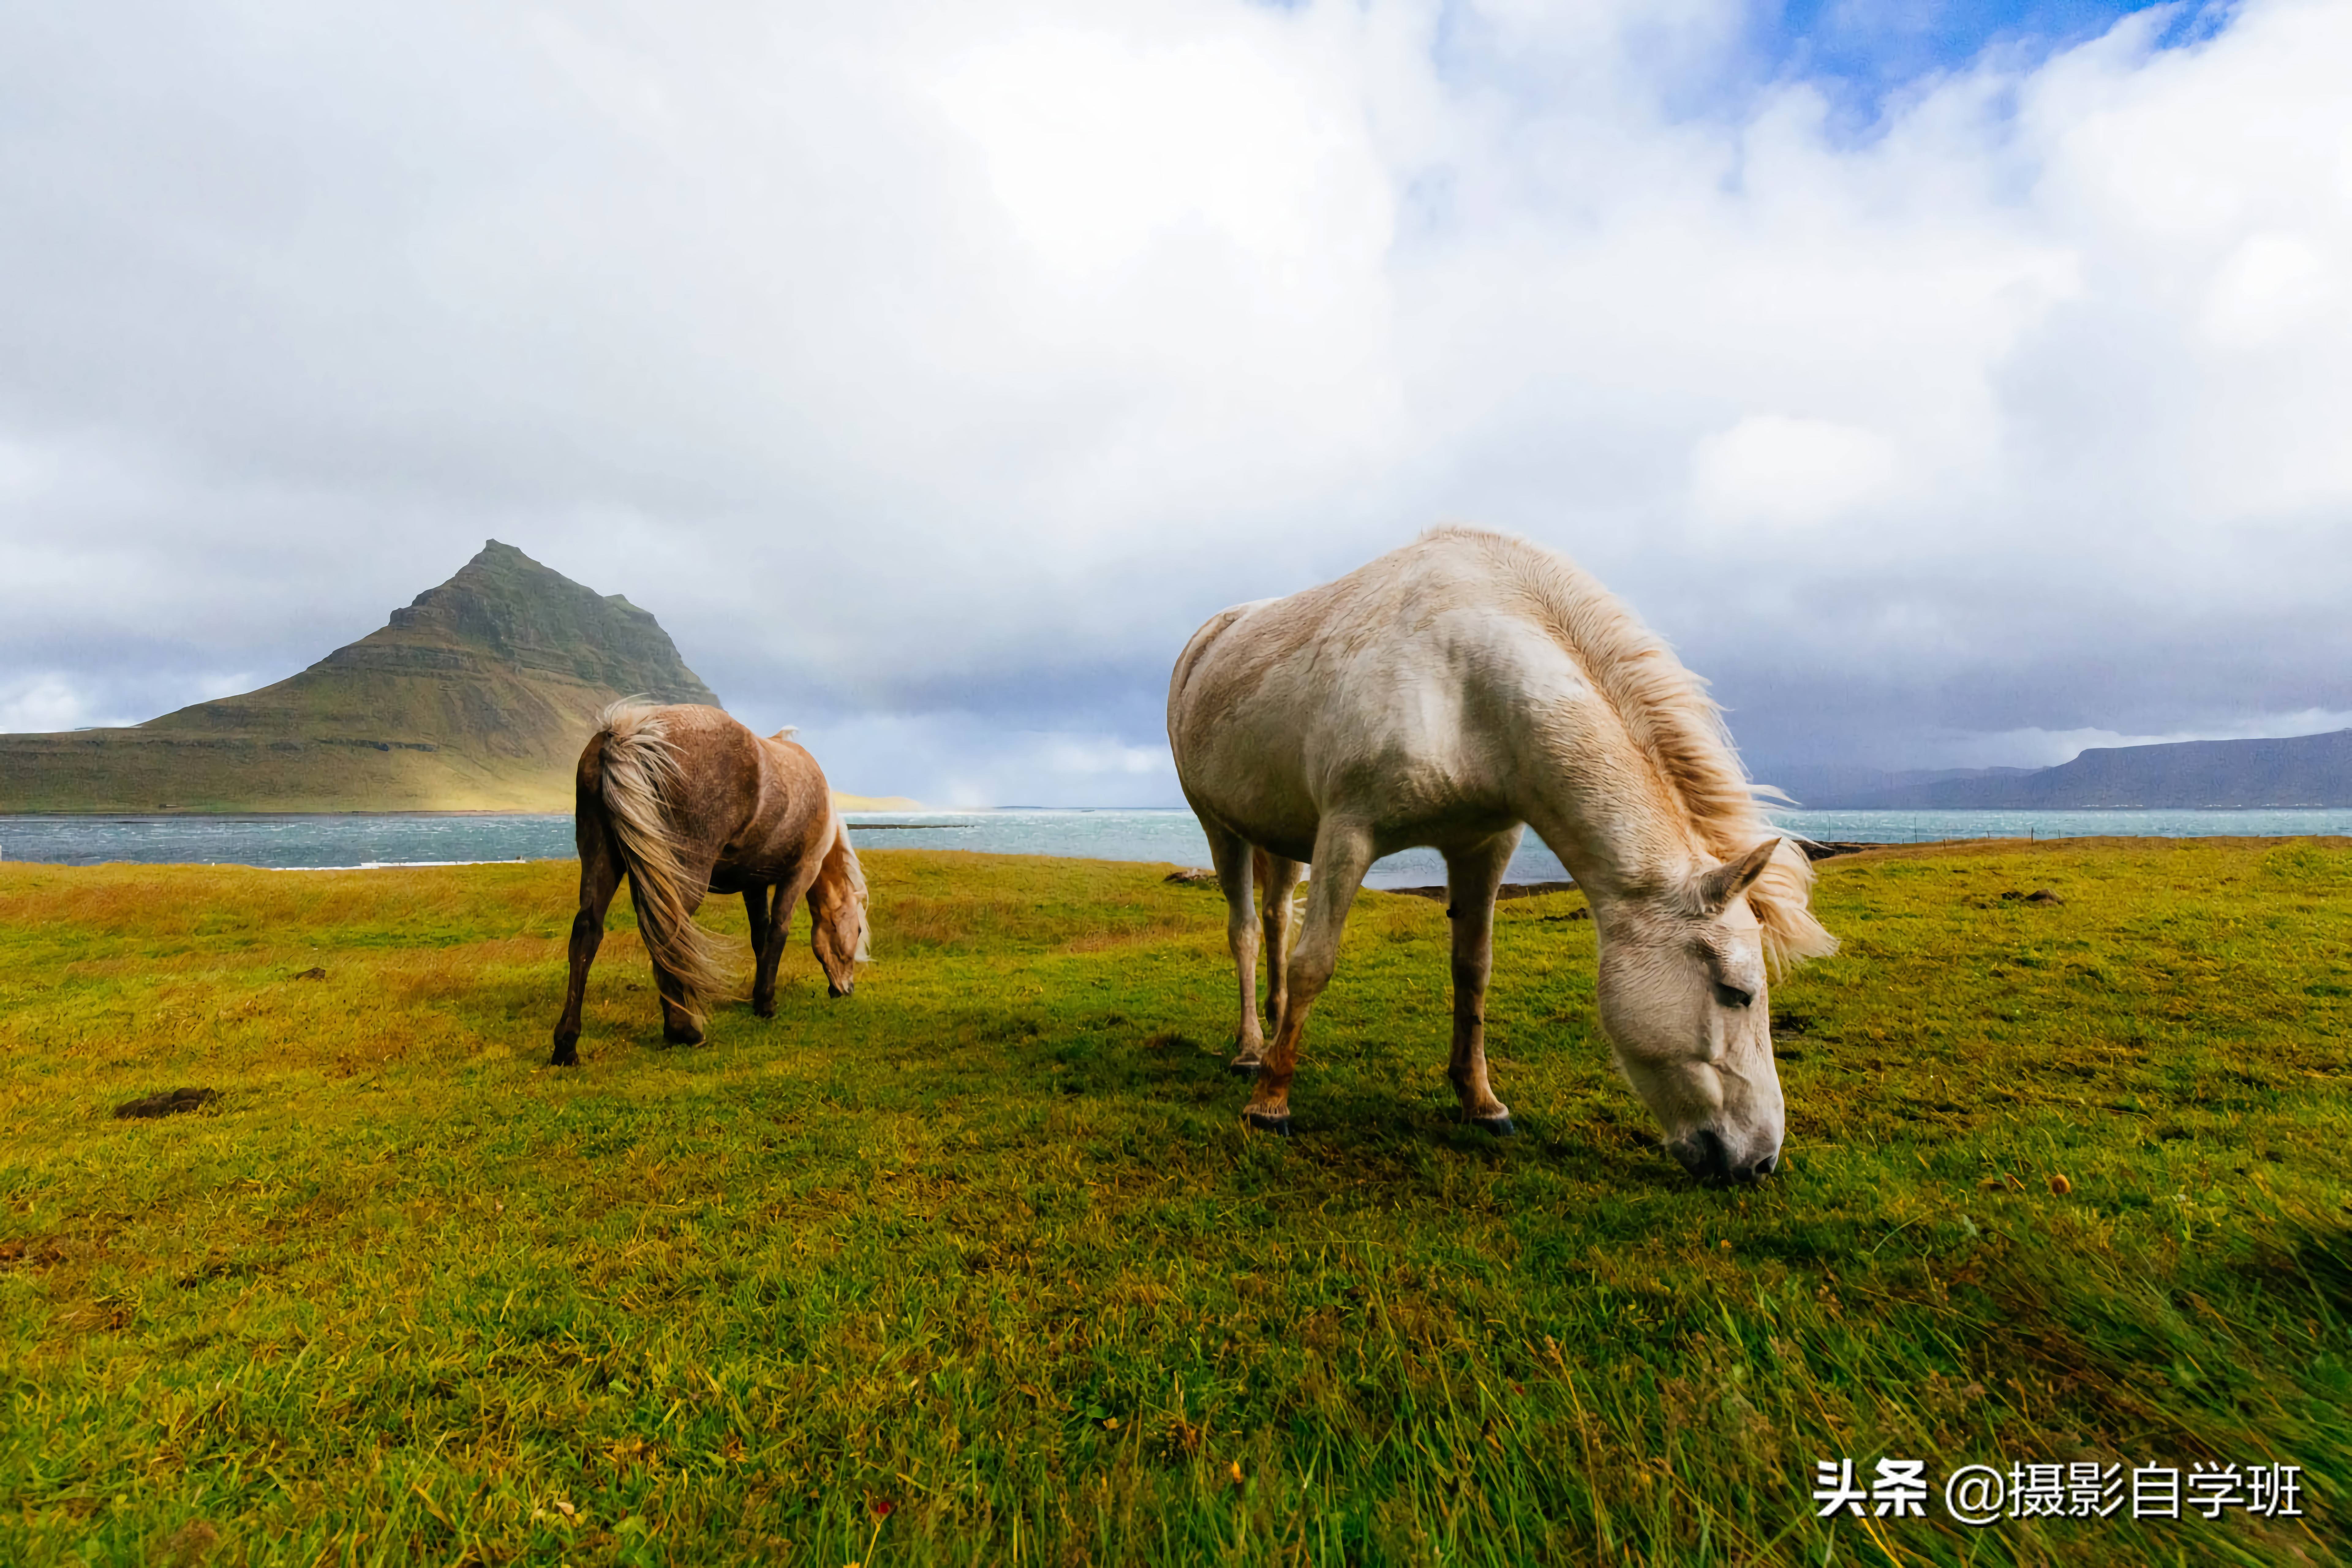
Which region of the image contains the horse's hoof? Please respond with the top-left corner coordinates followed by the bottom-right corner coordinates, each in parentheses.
top-left (1473, 1114), bottom-right (1517, 1137)
top-left (1228, 1058), bottom-right (1265, 1078)
top-left (1243, 1111), bottom-right (1293, 1137)
top-left (663, 1026), bottom-right (706, 1047)
top-left (549, 1046), bottom-right (579, 1068)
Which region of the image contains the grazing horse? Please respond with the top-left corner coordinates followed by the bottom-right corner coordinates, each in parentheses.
top-left (550, 702), bottom-right (869, 1065)
top-left (1167, 526), bottom-right (1836, 1182)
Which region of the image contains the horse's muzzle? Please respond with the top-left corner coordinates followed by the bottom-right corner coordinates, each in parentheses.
top-left (1670, 1127), bottom-right (1780, 1185)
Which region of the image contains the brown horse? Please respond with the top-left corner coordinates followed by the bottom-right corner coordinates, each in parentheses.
top-left (550, 702), bottom-right (869, 1065)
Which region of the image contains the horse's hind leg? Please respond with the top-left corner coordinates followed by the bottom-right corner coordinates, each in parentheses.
top-left (1442, 829), bottom-right (1523, 1135)
top-left (642, 858), bottom-right (721, 1045)
top-left (1200, 820), bottom-right (1264, 1071)
top-left (650, 945), bottom-right (706, 1046)
top-left (1244, 820), bottom-right (1374, 1135)
top-left (552, 817), bottom-right (624, 1066)
top-left (1257, 851), bottom-right (1306, 1031)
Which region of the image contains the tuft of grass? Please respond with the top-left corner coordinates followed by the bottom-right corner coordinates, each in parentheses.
top-left (0, 839), bottom-right (2346, 1565)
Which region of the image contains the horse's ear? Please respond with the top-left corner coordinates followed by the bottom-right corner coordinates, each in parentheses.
top-left (1698, 839), bottom-right (1780, 913)
top-left (770, 726), bottom-right (798, 741)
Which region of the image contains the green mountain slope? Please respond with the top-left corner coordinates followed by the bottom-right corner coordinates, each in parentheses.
top-left (0, 542), bottom-right (720, 813)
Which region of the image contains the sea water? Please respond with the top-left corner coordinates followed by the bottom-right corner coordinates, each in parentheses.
top-left (4, 807), bottom-right (2349, 890)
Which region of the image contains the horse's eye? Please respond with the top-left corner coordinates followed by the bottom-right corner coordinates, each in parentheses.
top-left (1712, 982), bottom-right (1753, 1010)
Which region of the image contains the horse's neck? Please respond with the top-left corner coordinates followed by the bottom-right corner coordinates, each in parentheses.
top-left (1521, 701), bottom-right (1698, 907)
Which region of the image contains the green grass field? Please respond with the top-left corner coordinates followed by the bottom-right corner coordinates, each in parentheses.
top-left (2, 839), bottom-right (2346, 1566)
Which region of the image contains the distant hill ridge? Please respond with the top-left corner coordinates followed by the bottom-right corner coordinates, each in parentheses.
top-left (1812, 729), bottom-right (2352, 810)
top-left (0, 542), bottom-right (723, 813)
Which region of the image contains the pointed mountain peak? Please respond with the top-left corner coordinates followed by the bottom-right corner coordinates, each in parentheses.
top-left (370, 544), bottom-right (720, 707)
top-left (2, 542), bottom-right (724, 811)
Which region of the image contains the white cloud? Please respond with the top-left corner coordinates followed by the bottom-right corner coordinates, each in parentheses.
top-left (1, 0), bottom-right (2348, 796)
top-left (2201, 231), bottom-right (2339, 349)
top-left (0, 675), bottom-right (116, 734)
top-left (936, 27), bottom-right (1371, 281)
top-left (795, 710), bottom-right (1174, 809)
top-left (1691, 415), bottom-right (1900, 529)
top-left (0, 668), bottom-right (258, 735)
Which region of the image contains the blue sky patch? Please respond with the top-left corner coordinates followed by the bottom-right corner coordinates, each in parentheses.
top-left (1752, 0), bottom-right (2230, 130)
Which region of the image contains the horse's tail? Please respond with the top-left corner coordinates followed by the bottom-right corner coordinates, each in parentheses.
top-left (594, 701), bottom-right (736, 1012)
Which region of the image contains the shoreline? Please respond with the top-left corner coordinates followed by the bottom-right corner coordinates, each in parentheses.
top-left (9, 801), bottom-right (2352, 819)
top-left (9, 834), bottom-right (2345, 877)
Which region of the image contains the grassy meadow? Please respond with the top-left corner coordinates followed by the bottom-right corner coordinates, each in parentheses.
top-left (1, 839), bottom-right (2347, 1566)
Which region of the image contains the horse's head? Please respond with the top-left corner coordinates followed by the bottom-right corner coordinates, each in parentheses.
top-left (1596, 838), bottom-right (1790, 1185)
top-left (809, 820), bottom-right (871, 997)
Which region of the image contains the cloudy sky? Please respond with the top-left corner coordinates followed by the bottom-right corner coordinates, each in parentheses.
top-left (4, 0), bottom-right (2347, 805)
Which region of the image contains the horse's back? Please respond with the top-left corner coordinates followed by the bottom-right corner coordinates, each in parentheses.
top-left (1175, 531), bottom-right (1581, 711)
top-left (582, 703), bottom-right (757, 842)
top-left (1170, 531), bottom-right (1592, 848)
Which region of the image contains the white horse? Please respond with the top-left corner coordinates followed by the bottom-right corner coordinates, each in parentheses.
top-left (1167, 526), bottom-right (1836, 1183)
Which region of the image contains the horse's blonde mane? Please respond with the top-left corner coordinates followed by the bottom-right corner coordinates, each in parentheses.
top-left (1429, 525), bottom-right (1838, 971)
top-left (825, 808), bottom-right (872, 962)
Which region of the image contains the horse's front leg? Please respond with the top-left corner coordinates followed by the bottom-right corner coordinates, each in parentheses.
top-left (551, 820), bottom-right (623, 1066)
top-left (743, 885), bottom-right (773, 960)
top-left (1442, 830), bottom-right (1522, 1134)
top-left (756, 859), bottom-right (824, 1014)
top-left (745, 885), bottom-right (780, 1017)
top-left (1243, 821), bottom-right (1374, 1135)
